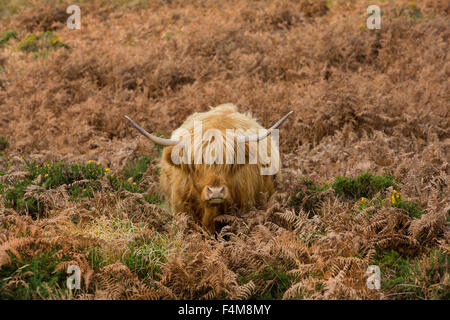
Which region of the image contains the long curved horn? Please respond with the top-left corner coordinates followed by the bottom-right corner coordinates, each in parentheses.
top-left (237, 111), bottom-right (293, 143)
top-left (124, 115), bottom-right (179, 146)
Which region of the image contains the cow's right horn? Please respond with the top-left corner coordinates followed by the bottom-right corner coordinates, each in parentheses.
top-left (124, 115), bottom-right (179, 146)
top-left (237, 111), bottom-right (293, 143)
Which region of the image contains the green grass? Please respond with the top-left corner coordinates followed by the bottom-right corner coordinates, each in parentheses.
top-left (144, 193), bottom-right (162, 205)
top-left (2, 159), bottom-right (110, 216)
top-left (5, 181), bottom-right (45, 217)
top-left (0, 136), bottom-right (9, 151)
top-left (123, 155), bottom-right (152, 183)
top-left (373, 249), bottom-right (413, 291)
top-left (85, 227), bottom-right (171, 284)
top-left (394, 199), bottom-right (426, 219)
top-left (261, 267), bottom-right (294, 299)
top-left (0, 154), bottom-right (161, 216)
top-left (0, 30), bottom-right (17, 47)
top-left (0, 249), bottom-right (70, 299)
top-left (122, 231), bottom-right (172, 282)
top-left (87, 246), bottom-right (108, 270)
top-left (289, 177), bottom-right (329, 216)
top-left (258, 267), bottom-right (295, 299)
top-left (332, 172), bottom-right (397, 200)
top-left (392, 2), bottom-right (423, 21)
top-left (239, 262), bottom-right (297, 300)
top-left (108, 155), bottom-right (160, 204)
top-left (372, 249), bottom-right (448, 299)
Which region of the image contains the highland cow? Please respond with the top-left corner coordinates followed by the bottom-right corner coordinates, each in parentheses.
top-left (125, 104), bottom-right (292, 233)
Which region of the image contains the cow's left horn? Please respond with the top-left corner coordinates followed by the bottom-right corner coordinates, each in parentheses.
top-left (124, 115), bottom-right (179, 146)
top-left (237, 111), bottom-right (293, 143)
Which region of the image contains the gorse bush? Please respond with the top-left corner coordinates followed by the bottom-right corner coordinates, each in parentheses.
top-left (390, 189), bottom-right (426, 219)
top-left (2, 157), bottom-right (159, 217)
top-left (9, 160), bottom-right (108, 212)
top-left (17, 31), bottom-right (69, 53)
top-left (4, 159), bottom-right (110, 217)
top-left (356, 190), bottom-right (426, 219)
top-left (26, 159), bottom-right (106, 188)
top-left (0, 30), bottom-right (17, 47)
top-left (332, 172), bottom-right (397, 200)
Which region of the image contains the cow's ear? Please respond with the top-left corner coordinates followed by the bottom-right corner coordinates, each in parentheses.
top-left (162, 146), bottom-right (191, 173)
top-left (163, 146), bottom-right (179, 167)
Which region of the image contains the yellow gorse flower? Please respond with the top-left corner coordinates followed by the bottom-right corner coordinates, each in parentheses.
top-left (105, 168), bottom-right (110, 172)
top-left (391, 190), bottom-right (401, 204)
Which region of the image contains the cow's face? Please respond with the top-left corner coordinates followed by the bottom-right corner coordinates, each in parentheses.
top-left (194, 167), bottom-right (233, 205)
top-left (162, 142), bottom-right (236, 205)
top-left (193, 166), bottom-right (234, 233)
top-left (163, 142), bottom-right (239, 232)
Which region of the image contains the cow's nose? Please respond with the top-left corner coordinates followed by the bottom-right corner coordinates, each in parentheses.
top-left (206, 186), bottom-right (226, 200)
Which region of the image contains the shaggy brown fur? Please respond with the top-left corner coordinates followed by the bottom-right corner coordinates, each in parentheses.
top-left (159, 104), bottom-right (282, 232)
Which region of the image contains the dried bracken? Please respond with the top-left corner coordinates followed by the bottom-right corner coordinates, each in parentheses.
top-left (0, 0), bottom-right (448, 300)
